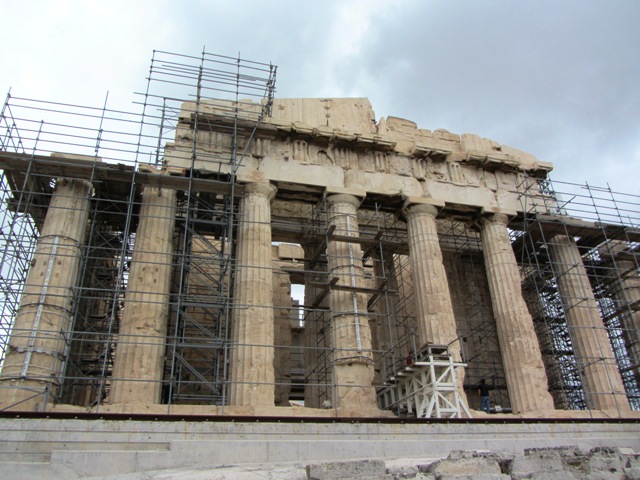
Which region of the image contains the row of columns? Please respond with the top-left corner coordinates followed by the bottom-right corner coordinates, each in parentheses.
top-left (0, 179), bottom-right (633, 414)
top-left (226, 190), bottom-right (631, 413)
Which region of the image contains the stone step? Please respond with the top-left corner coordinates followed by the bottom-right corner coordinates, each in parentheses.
top-left (306, 459), bottom-right (391, 479)
top-left (0, 462), bottom-right (65, 480)
top-left (0, 452), bottom-right (50, 463)
top-left (0, 441), bottom-right (170, 455)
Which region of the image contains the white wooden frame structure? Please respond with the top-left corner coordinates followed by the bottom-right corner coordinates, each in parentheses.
top-left (377, 345), bottom-right (471, 418)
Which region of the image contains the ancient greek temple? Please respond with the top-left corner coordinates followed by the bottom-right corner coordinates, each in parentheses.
top-left (0, 51), bottom-right (638, 421)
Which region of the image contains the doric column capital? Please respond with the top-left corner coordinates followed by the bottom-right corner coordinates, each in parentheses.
top-left (550, 233), bottom-right (575, 244)
top-left (244, 182), bottom-right (277, 201)
top-left (401, 196), bottom-right (444, 220)
top-left (325, 187), bottom-right (365, 210)
top-left (403, 202), bottom-right (439, 219)
top-left (480, 212), bottom-right (511, 227)
top-left (598, 239), bottom-right (629, 258)
top-left (326, 193), bottom-right (362, 210)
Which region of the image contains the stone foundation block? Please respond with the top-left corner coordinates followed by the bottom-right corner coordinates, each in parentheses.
top-left (333, 477), bottom-right (393, 480)
top-left (529, 473), bottom-right (578, 480)
top-left (585, 447), bottom-right (626, 476)
top-left (432, 475), bottom-right (509, 480)
top-left (625, 454), bottom-right (640, 469)
top-left (306, 459), bottom-right (386, 479)
top-left (510, 448), bottom-right (565, 477)
top-left (625, 467), bottom-right (640, 480)
top-left (386, 460), bottom-right (438, 479)
top-left (427, 456), bottom-right (503, 477)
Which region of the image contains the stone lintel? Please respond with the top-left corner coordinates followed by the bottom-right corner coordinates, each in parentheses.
top-left (277, 243), bottom-right (305, 260)
top-left (326, 186), bottom-right (366, 200)
top-left (533, 161), bottom-right (553, 172)
top-left (480, 207), bottom-right (518, 219)
top-left (538, 213), bottom-right (598, 230)
top-left (51, 152), bottom-right (102, 163)
top-left (402, 196), bottom-right (445, 210)
top-left (137, 164), bottom-right (186, 177)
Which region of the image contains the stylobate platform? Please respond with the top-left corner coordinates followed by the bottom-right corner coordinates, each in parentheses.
top-left (1, 413), bottom-right (639, 479)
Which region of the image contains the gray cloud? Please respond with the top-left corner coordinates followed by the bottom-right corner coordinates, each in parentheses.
top-left (1, 0), bottom-right (638, 195)
top-left (328, 1), bottom-right (640, 193)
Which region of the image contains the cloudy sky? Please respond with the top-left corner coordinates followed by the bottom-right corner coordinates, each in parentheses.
top-left (1, 0), bottom-right (639, 196)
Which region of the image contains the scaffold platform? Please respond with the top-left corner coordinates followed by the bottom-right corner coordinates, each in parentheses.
top-left (377, 345), bottom-right (471, 419)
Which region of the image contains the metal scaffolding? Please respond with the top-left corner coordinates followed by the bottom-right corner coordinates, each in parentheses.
top-left (0, 49), bottom-right (277, 409)
top-left (515, 176), bottom-right (640, 410)
top-left (300, 199), bottom-right (486, 417)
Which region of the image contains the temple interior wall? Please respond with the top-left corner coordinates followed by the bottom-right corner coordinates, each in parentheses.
top-left (443, 249), bottom-right (509, 411)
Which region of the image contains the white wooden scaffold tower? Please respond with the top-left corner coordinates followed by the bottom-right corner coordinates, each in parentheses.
top-left (377, 345), bottom-right (471, 418)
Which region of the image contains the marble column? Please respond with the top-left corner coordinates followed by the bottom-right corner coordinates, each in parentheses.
top-left (605, 245), bottom-right (640, 388)
top-left (326, 193), bottom-right (378, 412)
top-left (229, 182), bottom-right (276, 406)
top-left (0, 178), bottom-right (92, 410)
top-left (480, 213), bottom-right (555, 413)
top-left (109, 186), bottom-right (176, 405)
top-left (549, 235), bottom-right (630, 412)
top-left (403, 201), bottom-right (469, 406)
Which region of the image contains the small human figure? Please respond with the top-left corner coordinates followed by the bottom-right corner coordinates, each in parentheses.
top-left (478, 379), bottom-right (491, 413)
top-left (406, 354), bottom-right (413, 367)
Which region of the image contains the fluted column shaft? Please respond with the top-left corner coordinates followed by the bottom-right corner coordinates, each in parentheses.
top-left (0, 178), bottom-right (92, 410)
top-left (480, 214), bottom-right (554, 413)
top-left (404, 203), bottom-right (468, 405)
top-left (549, 235), bottom-right (630, 411)
top-left (229, 183), bottom-right (276, 406)
top-left (404, 204), bottom-right (460, 348)
top-left (109, 186), bottom-right (176, 405)
top-left (612, 255), bottom-right (640, 386)
top-left (326, 193), bottom-right (378, 412)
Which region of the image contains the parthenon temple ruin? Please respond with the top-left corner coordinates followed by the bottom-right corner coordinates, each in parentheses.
top-left (0, 51), bottom-right (638, 422)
